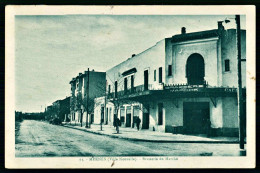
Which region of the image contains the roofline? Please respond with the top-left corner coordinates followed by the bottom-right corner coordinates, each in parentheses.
top-left (70, 71), bottom-right (106, 83)
top-left (106, 38), bottom-right (169, 72)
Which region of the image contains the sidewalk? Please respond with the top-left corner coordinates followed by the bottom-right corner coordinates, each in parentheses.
top-left (62, 122), bottom-right (241, 143)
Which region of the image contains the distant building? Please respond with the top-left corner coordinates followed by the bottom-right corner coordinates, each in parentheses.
top-left (69, 70), bottom-right (106, 126)
top-left (105, 21), bottom-right (246, 136)
top-left (45, 105), bottom-right (53, 120)
top-left (49, 96), bottom-right (71, 121)
top-left (19, 112), bottom-right (45, 120)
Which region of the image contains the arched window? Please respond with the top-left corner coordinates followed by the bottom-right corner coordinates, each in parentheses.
top-left (186, 53), bottom-right (205, 85)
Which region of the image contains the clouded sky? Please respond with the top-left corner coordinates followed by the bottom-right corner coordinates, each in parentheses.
top-left (15, 15), bottom-right (246, 112)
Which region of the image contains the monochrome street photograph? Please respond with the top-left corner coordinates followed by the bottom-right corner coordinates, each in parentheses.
top-left (6, 6), bottom-right (255, 168)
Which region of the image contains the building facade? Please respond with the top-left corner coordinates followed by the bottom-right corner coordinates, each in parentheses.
top-left (46, 96), bottom-right (71, 122)
top-left (69, 70), bottom-right (106, 126)
top-left (105, 21), bottom-right (246, 136)
top-left (93, 96), bottom-right (106, 124)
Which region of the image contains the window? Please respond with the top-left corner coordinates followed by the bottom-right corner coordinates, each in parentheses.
top-left (124, 77), bottom-right (128, 93)
top-left (108, 85), bottom-right (111, 94)
top-left (159, 67), bottom-right (162, 83)
top-left (158, 103), bottom-right (163, 125)
top-left (168, 65), bottom-right (172, 76)
top-left (114, 81), bottom-right (118, 98)
top-left (144, 70), bottom-right (149, 90)
top-left (225, 59), bottom-right (230, 72)
top-left (154, 70), bottom-right (156, 81)
top-left (131, 75), bottom-right (134, 92)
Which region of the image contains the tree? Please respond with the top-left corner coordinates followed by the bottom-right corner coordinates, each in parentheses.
top-left (74, 82), bottom-right (105, 128)
top-left (75, 91), bottom-right (84, 127)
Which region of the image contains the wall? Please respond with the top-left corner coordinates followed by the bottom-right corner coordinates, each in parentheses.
top-left (105, 39), bottom-right (167, 129)
top-left (166, 37), bottom-right (219, 86)
top-left (93, 96), bottom-right (105, 124)
top-left (106, 39), bottom-right (166, 93)
top-left (88, 72), bottom-right (106, 99)
top-left (221, 29), bottom-right (246, 87)
top-left (222, 97), bottom-right (239, 136)
top-left (105, 102), bottom-right (114, 126)
top-left (222, 97), bottom-right (238, 128)
top-left (148, 100), bottom-right (166, 132)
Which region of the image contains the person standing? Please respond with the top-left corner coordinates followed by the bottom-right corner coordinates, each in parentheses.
top-left (115, 117), bottom-right (120, 134)
top-left (136, 117), bottom-right (141, 131)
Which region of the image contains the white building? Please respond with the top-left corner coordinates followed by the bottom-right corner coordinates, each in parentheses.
top-left (105, 21), bottom-right (246, 137)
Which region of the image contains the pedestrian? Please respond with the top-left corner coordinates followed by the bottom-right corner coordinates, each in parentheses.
top-left (115, 117), bottom-right (120, 134)
top-left (136, 117), bottom-right (141, 131)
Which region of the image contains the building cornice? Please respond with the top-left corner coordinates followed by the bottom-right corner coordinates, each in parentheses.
top-left (172, 37), bottom-right (219, 46)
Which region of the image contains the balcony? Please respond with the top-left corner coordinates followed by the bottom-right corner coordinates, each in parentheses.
top-left (106, 82), bottom-right (246, 102)
top-left (107, 84), bottom-right (163, 100)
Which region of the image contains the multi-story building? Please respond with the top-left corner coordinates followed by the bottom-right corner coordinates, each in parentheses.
top-left (105, 21), bottom-right (246, 136)
top-left (50, 96), bottom-right (70, 121)
top-left (69, 70), bottom-right (106, 126)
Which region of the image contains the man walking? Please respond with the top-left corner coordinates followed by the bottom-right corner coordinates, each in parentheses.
top-left (136, 117), bottom-right (141, 131)
top-left (115, 117), bottom-right (120, 134)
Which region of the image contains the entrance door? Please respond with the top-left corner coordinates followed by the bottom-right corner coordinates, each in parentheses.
top-left (105, 108), bottom-right (108, 124)
top-left (183, 102), bottom-right (210, 134)
top-left (101, 107), bottom-right (104, 123)
top-left (144, 70), bottom-right (149, 90)
top-left (126, 114), bottom-right (131, 127)
top-left (126, 106), bottom-right (131, 127)
top-left (142, 104), bottom-right (149, 129)
top-left (90, 114), bottom-right (94, 124)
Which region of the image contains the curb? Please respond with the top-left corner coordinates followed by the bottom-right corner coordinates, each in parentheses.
top-left (61, 125), bottom-right (241, 144)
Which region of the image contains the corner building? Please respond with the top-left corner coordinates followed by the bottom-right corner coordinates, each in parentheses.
top-left (106, 22), bottom-right (246, 137)
top-left (70, 70), bottom-right (106, 126)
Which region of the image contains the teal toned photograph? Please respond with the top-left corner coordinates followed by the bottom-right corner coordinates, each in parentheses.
top-left (14, 13), bottom-right (247, 158)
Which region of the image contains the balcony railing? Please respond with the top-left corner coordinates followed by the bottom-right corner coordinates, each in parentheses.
top-left (106, 82), bottom-right (208, 99)
top-left (107, 84), bottom-right (164, 99)
top-left (163, 80), bottom-right (208, 89)
top-left (106, 80), bottom-right (244, 99)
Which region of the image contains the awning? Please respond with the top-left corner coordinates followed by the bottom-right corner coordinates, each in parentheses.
top-left (122, 68), bottom-right (137, 76)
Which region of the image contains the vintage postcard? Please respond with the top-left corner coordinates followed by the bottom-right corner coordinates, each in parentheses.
top-left (5, 5), bottom-right (255, 168)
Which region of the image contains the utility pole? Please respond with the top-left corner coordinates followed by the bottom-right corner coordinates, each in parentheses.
top-left (85, 68), bottom-right (90, 128)
top-left (101, 81), bottom-right (107, 131)
top-left (235, 15), bottom-right (245, 150)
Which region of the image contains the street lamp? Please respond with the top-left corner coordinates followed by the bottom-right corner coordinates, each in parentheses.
top-left (222, 15), bottom-right (245, 151)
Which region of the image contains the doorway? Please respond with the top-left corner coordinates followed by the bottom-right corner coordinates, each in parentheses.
top-left (183, 102), bottom-right (210, 134)
top-left (142, 104), bottom-right (150, 129)
top-left (101, 107), bottom-right (104, 123)
top-left (186, 53), bottom-right (205, 85)
top-left (126, 106), bottom-right (131, 127)
top-left (105, 108), bottom-right (108, 124)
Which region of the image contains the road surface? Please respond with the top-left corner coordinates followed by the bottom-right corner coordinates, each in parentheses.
top-left (15, 120), bottom-right (243, 157)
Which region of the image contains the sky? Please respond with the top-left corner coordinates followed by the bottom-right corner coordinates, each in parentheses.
top-left (15, 15), bottom-right (246, 112)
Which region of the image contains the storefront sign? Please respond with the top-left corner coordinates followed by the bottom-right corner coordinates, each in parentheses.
top-left (166, 87), bottom-right (237, 93)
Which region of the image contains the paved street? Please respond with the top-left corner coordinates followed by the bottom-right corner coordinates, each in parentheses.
top-left (15, 120), bottom-right (245, 157)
